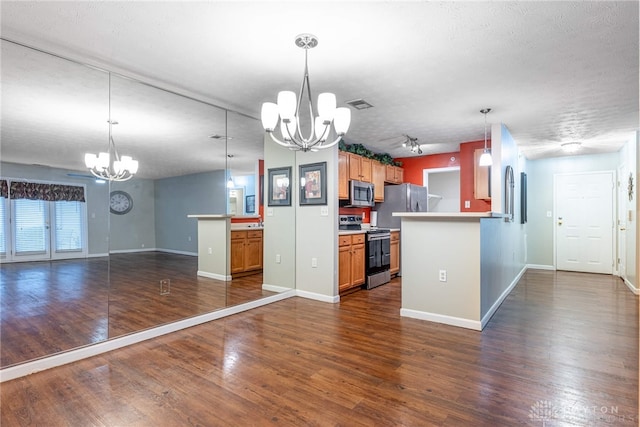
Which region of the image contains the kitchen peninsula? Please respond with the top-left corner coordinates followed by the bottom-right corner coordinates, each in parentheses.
top-left (394, 211), bottom-right (521, 331)
top-left (188, 214), bottom-right (232, 281)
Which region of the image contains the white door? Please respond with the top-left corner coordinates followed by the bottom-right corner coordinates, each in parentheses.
top-left (555, 172), bottom-right (614, 274)
top-left (617, 165), bottom-right (627, 278)
top-left (11, 198), bottom-right (51, 261)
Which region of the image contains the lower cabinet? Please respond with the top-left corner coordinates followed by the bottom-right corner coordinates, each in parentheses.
top-left (338, 233), bottom-right (365, 292)
top-left (390, 231), bottom-right (400, 276)
top-left (231, 230), bottom-right (263, 276)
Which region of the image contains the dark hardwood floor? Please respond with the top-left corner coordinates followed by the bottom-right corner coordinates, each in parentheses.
top-left (0, 252), bottom-right (273, 367)
top-left (1, 269), bottom-right (637, 426)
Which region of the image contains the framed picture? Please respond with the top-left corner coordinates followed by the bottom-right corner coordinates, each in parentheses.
top-left (299, 162), bottom-right (327, 205)
top-left (267, 166), bottom-right (292, 206)
top-left (246, 195), bottom-right (255, 214)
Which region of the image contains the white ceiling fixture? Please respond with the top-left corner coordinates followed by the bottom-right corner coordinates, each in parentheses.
top-left (560, 141), bottom-right (582, 153)
top-left (261, 34), bottom-right (351, 152)
top-left (479, 108), bottom-right (492, 166)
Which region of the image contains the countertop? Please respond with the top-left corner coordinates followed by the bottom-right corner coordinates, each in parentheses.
top-left (230, 224), bottom-right (264, 230)
top-left (392, 212), bottom-right (507, 220)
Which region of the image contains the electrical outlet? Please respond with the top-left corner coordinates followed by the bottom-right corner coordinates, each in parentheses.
top-left (464, 200), bottom-right (470, 209)
top-left (188, 236), bottom-right (191, 241)
top-left (208, 247), bottom-right (212, 254)
top-left (276, 254), bottom-right (281, 264)
top-left (320, 206), bottom-right (328, 216)
top-left (311, 258), bottom-right (318, 268)
top-left (439, 270), bottom-right (447, 282)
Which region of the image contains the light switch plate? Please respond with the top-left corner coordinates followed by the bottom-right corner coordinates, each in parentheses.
top-left (267, 208), bottom-right (274, 217)
top-left (320, 206), bottom-right (329, 216)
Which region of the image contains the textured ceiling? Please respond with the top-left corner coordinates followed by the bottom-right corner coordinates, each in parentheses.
top-left (1, 1), bottom-right (638, 179)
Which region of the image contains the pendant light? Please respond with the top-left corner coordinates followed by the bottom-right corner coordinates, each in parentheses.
top-left (226, 154), bottom-right (234, 188)
top-left (479, 108), bottom-right (492, 166)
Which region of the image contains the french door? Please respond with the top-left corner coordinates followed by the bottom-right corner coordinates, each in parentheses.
top-left (1, 197), bottom-right (87, 262)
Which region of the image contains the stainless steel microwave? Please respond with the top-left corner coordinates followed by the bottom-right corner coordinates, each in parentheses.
top-left (348, 180), bottom-right (375, 207)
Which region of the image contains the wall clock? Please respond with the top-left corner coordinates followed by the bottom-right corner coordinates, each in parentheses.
top-left (110, 190), bottom-right (133, 215)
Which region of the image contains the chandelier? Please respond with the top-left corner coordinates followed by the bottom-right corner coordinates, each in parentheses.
top-left (261, 34), bottom-right (351, 152)
top-left (84, 73), bottom-right (138, 182)
top-left (478, 108), bottom-right (492, 166)
top-left (84, 120), bottom-right (138, 182)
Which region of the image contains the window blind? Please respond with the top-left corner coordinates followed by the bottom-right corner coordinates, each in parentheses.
top-left (14, 199), bottom-right (47, 255)
top-left (54, 201), bottom-right (83, 252)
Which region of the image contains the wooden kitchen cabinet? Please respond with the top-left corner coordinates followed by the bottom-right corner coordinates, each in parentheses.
top-left (390, 231), bottom-right (400, 276)
top-left (338, 233), bottom-right (366, 292)
top-left (338, 151), bottom-right (349, 200)
top-left (474, 148), bottom-right (491, 200)
top-left (372, 161), bottom-right (385, 202)
top-left (230, 229), bottom-right (263, 277)
top-left (384, 165), bottom-right (404, 184)
top-left (348, 153), bottom-right (372, 183)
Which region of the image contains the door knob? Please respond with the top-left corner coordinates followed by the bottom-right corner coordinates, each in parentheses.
top-left (620, 227), bottom-right (626, 231)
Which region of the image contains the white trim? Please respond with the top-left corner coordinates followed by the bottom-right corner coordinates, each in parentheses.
top-left (526, 264), bottom-right (556, 271)
top-left (262, 283), bottom-right (293, 293)
top-left (400, 308), bottom-right (482, 331)
top-left (109, 248), bottom-right (157, 254)
top-left (480, 266), bottom-right (526, 329)
top-left (295, 289), bottom-right (340, 304)
top-left (197, 270), bottom-right (231, 281)
top-left (155, 248), bottom-right (197, 257)
top-left (624, 277), bottom-right (639, 295)
top-left (0, 290), bottom-right (296, 382)
top-left (87, 252), bottom-right (109, 258)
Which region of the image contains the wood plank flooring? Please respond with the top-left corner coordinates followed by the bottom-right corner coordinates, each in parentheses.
top-left (1, 269), bottom-right (637, 426)
top-left (0, 252), bottom-right (272, 367)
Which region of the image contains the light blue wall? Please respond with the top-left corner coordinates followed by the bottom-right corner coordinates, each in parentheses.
top-left (154, 170), bottom-right (227, 254)
top-left (526, 152), bottom-right (620, 267)
top-left (109, 179), bottom-right (156, 252)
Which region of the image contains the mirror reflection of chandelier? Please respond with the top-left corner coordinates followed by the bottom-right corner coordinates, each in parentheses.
top-left (84, 73), bottom-right (138, 182)
top-left (261, 34), bottom-right (351, 152)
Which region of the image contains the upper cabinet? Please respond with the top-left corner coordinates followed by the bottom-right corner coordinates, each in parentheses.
top-left (372, 161), bottom-right (386, 202)
top-left (473, 148), bottom-right (491, 200)
top-left (338, 151), bottom-right (349, 200)
top-left (348, 153), bottom-right (372, 183)
top-left (385, 165), bottom-right (404, 184)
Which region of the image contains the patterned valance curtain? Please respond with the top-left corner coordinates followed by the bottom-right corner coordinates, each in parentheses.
top-left (8, 181), bottom-right (85, 202)
top-left (0, 180), bottom-right (7, 198)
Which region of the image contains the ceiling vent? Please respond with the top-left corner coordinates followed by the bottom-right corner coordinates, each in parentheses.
top-left (346, 99), bottom-right (374, 110)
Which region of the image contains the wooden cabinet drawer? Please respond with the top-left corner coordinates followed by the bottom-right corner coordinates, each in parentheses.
top-left (231, 230), bottom-right (246, 240)
top-left (339, 236), bottom-right (352, 247)
top-left (351, 234), bottom-right (365, 244)
top-left (247, 230), bottom-right (262, 238)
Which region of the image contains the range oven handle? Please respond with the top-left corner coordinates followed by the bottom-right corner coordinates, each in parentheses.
top-left (367, 234), bottom-right (391, 241)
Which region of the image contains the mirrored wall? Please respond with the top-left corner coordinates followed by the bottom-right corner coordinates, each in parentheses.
top-left (0, 39), bottom-right (271, 368)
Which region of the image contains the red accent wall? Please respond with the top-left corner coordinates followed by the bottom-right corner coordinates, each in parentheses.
top-left (459, 140), bottom-right (491, 212)
top-left (396, 152), bottom-right (461, 185)
top-left (395, 142), bottom-right (490, 213)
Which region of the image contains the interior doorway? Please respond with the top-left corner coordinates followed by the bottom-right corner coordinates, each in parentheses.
top-left (423, 167), bottom-right (461, 213)
top-left (554, 171), bottom-right (614, 274)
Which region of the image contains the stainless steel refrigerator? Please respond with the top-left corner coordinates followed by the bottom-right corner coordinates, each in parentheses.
top-left (374, 183), bottom-right (428, 229)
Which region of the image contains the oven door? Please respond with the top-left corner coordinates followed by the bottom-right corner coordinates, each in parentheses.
top-left (367, 234), bottom-right (391, 273)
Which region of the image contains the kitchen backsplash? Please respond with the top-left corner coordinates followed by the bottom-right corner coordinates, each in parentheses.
top-left (338, 206), bottom-right (371, 223)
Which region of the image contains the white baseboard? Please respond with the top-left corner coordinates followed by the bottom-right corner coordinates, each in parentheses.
top-left (295, 289), bottom-right (340, 304)
top-left (197, 270), bottom-right (231, 281)
top-left (155, 248), bottom-right (197, 257)
top-left (0, 289), bottom-right (296, 383)
top-left (86, 252), bottom-right (109, 258)
top-left (480, 265), bottom-right (526, 329)
top-left (109, 248), bottom-right (157, 254)
top-left (623, 277), bottom-right (639, 295)
top-left (400, 308), bottom-right (482, 331)
top-left (262, 283), bottom-right (294, 293)
top-left (526, 264), bottom-right (555, 271)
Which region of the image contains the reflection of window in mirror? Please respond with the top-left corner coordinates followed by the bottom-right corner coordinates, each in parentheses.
top-left (228, 188), bottom-right (245, 215)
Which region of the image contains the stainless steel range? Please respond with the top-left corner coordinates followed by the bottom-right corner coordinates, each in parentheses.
top-left (339, 215), bottom-right (391, 289)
